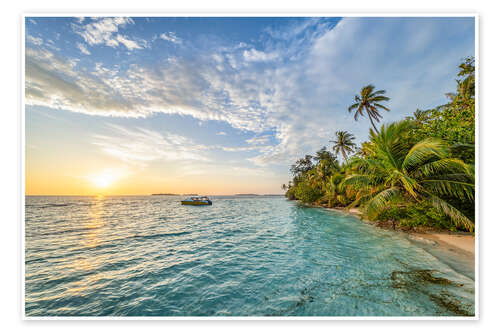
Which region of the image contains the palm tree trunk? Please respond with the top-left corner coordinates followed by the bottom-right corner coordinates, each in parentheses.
top-left (342, 150), bottom-right (347, 163)
top-left (367, 113), bottom-right (380, 134)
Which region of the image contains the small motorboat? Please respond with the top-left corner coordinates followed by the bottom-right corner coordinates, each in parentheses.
top-left (181, 196), bottom-right (213, 206)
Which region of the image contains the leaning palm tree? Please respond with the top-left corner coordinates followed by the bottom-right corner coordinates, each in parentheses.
top-left (330, 131), bottom-right (356, 162)
top-left (348, 85), bottom-right (390, 134)
top-left (344, 121), bottom-right (475, 231)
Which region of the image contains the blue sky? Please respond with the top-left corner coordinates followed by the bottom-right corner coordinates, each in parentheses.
top-left (25, 16), bottom-right (475, 195)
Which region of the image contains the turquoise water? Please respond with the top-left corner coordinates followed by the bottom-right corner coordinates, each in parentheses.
top-left (25, 196), bottom-right (475, 317)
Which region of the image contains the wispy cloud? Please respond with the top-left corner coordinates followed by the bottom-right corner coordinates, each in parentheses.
top-left (26, 17), bottom-right (474, 168)
top-left (93, 124), bottom-right (211, 166)
top-left (159, 32), bottom-right (181, 44)
top-left (72, 17), bottom-right (143, 51)
top-left (27, 35), bottom-right (43, 46)
top-left (91, 125), bottom-right (280, 184)
top-left (246, 135), bottom-right (271, 145)
top-left (76, 42), bottom-right (91, 55)
top-left (115, 34), bottom-right (142, 50)
top-left (243, 48), bottom-right (278, 62)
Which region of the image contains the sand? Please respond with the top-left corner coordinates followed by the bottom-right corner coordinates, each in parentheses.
top-left (407, 232), bottom-right (475, 280)
top-left (416, 232), bottom-right (475, 255)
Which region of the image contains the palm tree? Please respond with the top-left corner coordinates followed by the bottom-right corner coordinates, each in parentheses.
top-left (344, 121), bottom-right (475, 231)
top-left (412, 109), bottom-right (429, 125)
top-left (356, 141), bottom-right (374, 158)
top-left (323, 173), bottom-right (348, 208)
top-left (330, 131), bottom-right (356, 162)
top-left (348, 85), bottom-right (390, 134)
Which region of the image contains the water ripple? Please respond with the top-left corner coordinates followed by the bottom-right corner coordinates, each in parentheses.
top-left (25, 195), bottom-right (475, 316)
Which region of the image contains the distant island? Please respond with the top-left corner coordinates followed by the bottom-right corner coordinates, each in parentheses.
top-left (235, 194), bottom-right (284, 197)
top-left (151, 193), bottom-right (179, 196)
top-left (151, 193), bottom-right (284, 197)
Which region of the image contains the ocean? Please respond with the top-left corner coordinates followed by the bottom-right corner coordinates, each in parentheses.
top-left (24, 195), bottom-right (475, 316)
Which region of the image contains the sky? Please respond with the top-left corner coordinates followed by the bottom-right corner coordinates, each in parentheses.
top-left (25, 16), bottom-right (475, 195)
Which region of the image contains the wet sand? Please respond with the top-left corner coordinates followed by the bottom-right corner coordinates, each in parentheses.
top-left (417, 232), bottom-right (474, 255)
top-left (406, 232), bottom-right (475, 280)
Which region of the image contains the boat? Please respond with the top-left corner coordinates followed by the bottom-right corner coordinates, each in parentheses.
top-left (181, 196), bottom-right (212, 206)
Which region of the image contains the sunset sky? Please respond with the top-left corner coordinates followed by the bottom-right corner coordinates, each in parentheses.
top-left (25, 16), bottom-right (475, 195)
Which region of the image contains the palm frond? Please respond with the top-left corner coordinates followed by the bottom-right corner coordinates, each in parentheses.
top-left (420, 179), bottom-right (475, 201)
top-left (371, 95), bottom-right (390, 102)
top-left (402, 139), bottom-right (448, 171)
top-left (373, 103), bottom-right (390, 111)
top-left (348, 103), bottom-right (360, 112)
top-left (372, 89), bottom-right (387, 96)
top-left (414, 158), bottom-right (473, 178)
top-left (424, 192), bottom-right (475, 232)
top-left (343, 174), bottom-right (372, 188)
top-left (365, 187), bottom-right (400, 219)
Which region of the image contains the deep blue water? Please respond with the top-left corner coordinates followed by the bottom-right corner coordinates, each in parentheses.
top-left (25, 195), bottom-right (474, 316)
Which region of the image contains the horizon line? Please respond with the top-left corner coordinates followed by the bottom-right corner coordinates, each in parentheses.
top-left (25, 193), bottom-right (286, 196)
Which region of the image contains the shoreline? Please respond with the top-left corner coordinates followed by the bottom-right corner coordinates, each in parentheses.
top-left (320, 205), bottom-right (475, 280)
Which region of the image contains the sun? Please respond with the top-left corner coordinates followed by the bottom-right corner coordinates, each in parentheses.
top-left (89, 170), bottom-right (119, 188)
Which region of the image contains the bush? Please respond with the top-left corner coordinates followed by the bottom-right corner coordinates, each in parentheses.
top-left (294, 181), bottom-right (323, 203)
top-left (376, 202), bottom-right (459, 231)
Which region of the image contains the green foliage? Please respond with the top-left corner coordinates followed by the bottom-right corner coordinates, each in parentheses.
top-left (348, 84), bottom-right (390, 134)
top-left (294, 180), bottom-right (323, 203)
top-left (345, 121), bottom-right (474, 231)
top-left (404, 203), bottom-right (458, 231)
top-left (376, 202), bottom-right (459, 231)
top-left (284, 56), bottom-right (475, 232)
top-left (409, 57), bottom-right (475, 164)
top-left (330, 131), bottom-right (356, 161)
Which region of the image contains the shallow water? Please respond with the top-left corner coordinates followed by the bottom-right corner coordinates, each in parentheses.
top-left (25, 195), bottom-right (475, 316)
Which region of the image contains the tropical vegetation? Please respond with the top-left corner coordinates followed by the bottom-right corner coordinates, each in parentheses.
top-left (348, 84), bottom-right (391, 134)
top-left (283, 57), bottom-right (475, 232)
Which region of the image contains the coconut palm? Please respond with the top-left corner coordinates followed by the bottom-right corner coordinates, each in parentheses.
top-left (330, 131), bottom-right (356, 162)
top-left (356, 141), bottom-right (375, 158)
top-left (348, 85), bottom-right (390, 134)
top-left (412, 109), bottom-right (430, 125)
top-left (344, 121), bottom-right (475, 231)
top-left (323, 173), bottom-right (348, 207)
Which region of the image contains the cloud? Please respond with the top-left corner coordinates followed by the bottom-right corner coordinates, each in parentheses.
top-left (76, 42), bottom-right (91, 55)
top-left (115, 34), bottom-right (142, 50)
top-left (246, 135), bottom-right (271, 145)
top-left (91, 125), bottom-right (279, 183)
top-left (72, 17), bottom-right (143, 51)
top-left (243, 48), bottom-right (278, 62)
top-left (219, 146), bottom-right (264, 152)
top-left (216, 131), bottom-right (227, 136)
top-left (92, 124), bottom-right (211, 166)
top-left (25, 47), bottom-right (139, 117)
top-left (27, 35), bottom-right (43, 46)
top-left (26, 17), bottom-right (475, 168)
top-left (159, 32), bottom-right (181, 44)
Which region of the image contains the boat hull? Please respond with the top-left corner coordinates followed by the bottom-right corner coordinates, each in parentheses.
top-left (181, 200), bottom-right (212, 206)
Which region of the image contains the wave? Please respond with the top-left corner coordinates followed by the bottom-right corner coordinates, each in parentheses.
top-left (26, 202), bottom-right (94, 209)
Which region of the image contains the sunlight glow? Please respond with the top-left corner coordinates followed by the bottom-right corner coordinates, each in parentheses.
top-left (88, 170), bottom-right (120, 188)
